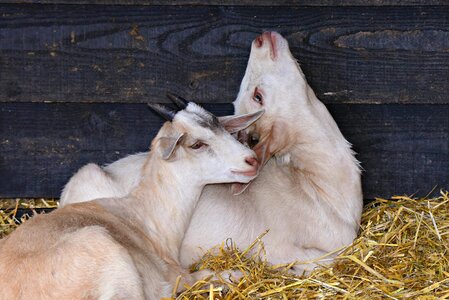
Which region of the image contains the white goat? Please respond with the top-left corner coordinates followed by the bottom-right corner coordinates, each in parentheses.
top-left (0, 102), bottom-right (262, 299)
top-left (60, 32), bottom-right (363, 274)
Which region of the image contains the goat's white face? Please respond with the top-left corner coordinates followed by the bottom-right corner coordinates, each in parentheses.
top-left (233, 32), bottom-right (308, 164)
top-left (234, 32), bottom-right (306, 118)
top-left (154, 103), bottom-right (262, 185)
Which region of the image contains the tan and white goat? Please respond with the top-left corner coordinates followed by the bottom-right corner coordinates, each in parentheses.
top-left (60, 32), bottom-right (363, 274)
top-left (0, 102), bottom-right (262, 299)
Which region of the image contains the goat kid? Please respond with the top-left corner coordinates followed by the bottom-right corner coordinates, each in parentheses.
top-left (0, 103), bottom-right (262, 299)
top-left (60, 32), bottom-right (363, 274)
top-left (182, 32), bottom-right (363, 273)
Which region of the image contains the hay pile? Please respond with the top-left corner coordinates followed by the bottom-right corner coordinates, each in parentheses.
top-left (0, 198), bottom-right (58, 238)
top-left (176, 191), bottom-right (449, 299)
top-left (1, 192), bottom-right (448, 299)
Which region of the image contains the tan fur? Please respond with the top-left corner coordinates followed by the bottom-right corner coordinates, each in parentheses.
top-left (0, 104), bottom-right (260, 299)
top-left (0, 202), bottom-right (151, 299)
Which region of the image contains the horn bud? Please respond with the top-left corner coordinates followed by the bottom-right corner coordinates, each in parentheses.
top-left (166, 92), bottom-right (189, 110)
top-left (148, 103), bottom-right (176, 121)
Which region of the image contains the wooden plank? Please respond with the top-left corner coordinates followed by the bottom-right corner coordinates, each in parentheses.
top-left (0, 102), bottom-right (233, 198)
top-left (5, 0), bottom-right (449, 6)
top-left (1, 102), bottom-right (448, 199)
top-left (0, 5), bottom-right (448, 104)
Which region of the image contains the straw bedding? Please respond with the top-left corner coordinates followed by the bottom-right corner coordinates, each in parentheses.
top-left (1, 192), bottom-right (448, 299)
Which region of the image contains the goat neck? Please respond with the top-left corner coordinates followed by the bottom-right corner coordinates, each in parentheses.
top-left (269, 85), bottom-right (362, 228)
top-left (106, 150), bottom-right (204, 264)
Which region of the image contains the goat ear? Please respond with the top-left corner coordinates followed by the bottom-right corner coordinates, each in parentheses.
top-left (159, 133), bottom-right (185, 160)
top-left (218, 109), bottom-right (264, 134)
top-left (253, 121), bottom-right (288, 166)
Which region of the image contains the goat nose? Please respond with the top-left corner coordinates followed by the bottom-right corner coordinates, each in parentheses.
top-left (255, 35), bottom-right (263, 48)
top-left (245, 156), bottom-right (258, 168)
top-left (262, 31), bottom-right (272, 40)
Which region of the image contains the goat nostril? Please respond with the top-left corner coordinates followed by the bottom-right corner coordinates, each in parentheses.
top-left (245, 157), bottom-right (258, 167)
top-left (255, 35), bottom-right (263, 48)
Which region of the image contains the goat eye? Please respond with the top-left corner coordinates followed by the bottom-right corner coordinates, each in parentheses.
top-left (252, 88), bottom-right (263, 105)
top-left (190, 141), bottom-right (207, 150)
top-left (249, 135), bottom-right (259, 148)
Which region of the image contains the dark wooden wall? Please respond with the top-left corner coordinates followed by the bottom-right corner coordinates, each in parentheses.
top-left (0, 1), bottom-right (448, 199)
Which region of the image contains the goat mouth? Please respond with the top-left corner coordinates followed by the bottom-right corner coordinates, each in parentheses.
top-left (231, 169), bottom-right (258, 178)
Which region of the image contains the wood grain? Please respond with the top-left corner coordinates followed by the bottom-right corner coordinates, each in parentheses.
top-left (0, 5), bottom-right (448, 104)
top-left (5, 0), bottom-right (448, 6)
top-left (1, 102), bottom-right (448, 200)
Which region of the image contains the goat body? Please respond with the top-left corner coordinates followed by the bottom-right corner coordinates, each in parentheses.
top-left (60, 32), bottom-right (363, 274)
top-left (1, 103), bottom-right (260, 298)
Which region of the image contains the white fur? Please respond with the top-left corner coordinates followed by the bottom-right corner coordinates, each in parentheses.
top-left (60, 32), bottom-right (363, 274)
top-left (0, 104), bottom-right (259, 298)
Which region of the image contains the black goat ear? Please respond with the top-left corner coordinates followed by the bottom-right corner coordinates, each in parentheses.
top-left (148, 103), bottom-right (176, 121)
top-left (166, 92), bottom-right (189, 110)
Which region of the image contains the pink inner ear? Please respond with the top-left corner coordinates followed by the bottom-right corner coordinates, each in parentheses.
top-left (223, 117), bottom-right (251, 133)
